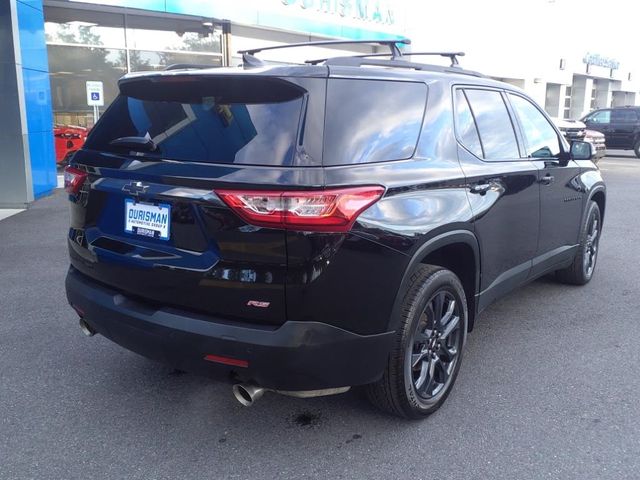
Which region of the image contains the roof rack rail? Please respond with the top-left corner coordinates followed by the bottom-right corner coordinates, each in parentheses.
top-left (316, 56), bottom-right (484, 78)
top-left (239, 38), bottom-right (411, 68)
top-left (404, 52), bottom-right (465, 66)
top-left (164, 63), bottom-right (219, 71)
top-left (307, 51), bottom-right (465, 68)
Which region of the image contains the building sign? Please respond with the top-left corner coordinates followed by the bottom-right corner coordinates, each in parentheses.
top-left (70, 0), bottom-right (406, 40)
top-left (583, 53), bottom-right (619, 70)
top-left (281, 0), bottom-right (395, 26)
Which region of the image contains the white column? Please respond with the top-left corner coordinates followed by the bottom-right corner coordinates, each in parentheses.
top-left (595, 80), bottom-right (612, 109)
top-left (543, 83), bottom-right (563, 118)
top-left (570, 77), bottom-right (593, 119)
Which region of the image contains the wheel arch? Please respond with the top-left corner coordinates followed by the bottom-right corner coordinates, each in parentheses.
top-left (589, 187), bottom-right (606, 224)
top-left (389, 230), bottom-right (481, 333)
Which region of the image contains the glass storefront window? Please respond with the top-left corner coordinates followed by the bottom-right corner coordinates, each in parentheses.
top-left (44, 6), bottom-right (223, 128)
top-left (48, 45), bottom-right (126, 128)
top-left (129, 50), bottom-right (222, 72)
top-left (45, 9), bottom-right (125, 48)
top-left (126, 28), bottom-right (221, 53)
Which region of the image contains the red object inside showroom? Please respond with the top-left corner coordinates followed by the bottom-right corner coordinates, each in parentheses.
top-left (54, 125), bottom-right (89, 165)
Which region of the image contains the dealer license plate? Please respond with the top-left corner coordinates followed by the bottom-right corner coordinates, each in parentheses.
top-left (124, 199), bottom-right (171, 240)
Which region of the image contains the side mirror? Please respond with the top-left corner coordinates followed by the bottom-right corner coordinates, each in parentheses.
top-left (570, 141), bottom-right (593, 161)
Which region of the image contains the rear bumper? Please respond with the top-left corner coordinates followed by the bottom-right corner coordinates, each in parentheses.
top-left (65, 267), bottom-right (394, 391)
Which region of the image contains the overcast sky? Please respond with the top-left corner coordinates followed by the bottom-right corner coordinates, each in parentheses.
top-left (404, 0), bottom-right (637, 73)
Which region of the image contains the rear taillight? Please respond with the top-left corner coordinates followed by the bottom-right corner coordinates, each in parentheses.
top-left (63, 166), bottom-right (88, 195)
top-left (215, 186), bottom-right (384, 232)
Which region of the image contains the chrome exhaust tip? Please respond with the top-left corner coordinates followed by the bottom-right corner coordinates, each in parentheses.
top-left (232, 384), bottom-right (351, 407)
top-left (79, 318), bottom-right (96, 337)
top-left (232, 384), bottom-right (265, 407)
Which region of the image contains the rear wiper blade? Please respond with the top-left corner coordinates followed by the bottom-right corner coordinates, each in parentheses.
top-left (109, 135), bottom-right (157, 152)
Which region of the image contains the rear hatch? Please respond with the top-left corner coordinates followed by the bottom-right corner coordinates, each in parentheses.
top-left (67, 70), bottom-right (327, 326)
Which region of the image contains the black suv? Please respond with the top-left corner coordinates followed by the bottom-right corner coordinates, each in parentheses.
top-left (64, 40), bottom-right (605, 418)
top-left (582, 106), bottom-right (640, 157)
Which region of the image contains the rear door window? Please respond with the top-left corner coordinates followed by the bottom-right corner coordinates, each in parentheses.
top-left (463, 89), bottom-right (520, 160)
top-left (85, 76), bottom-right (306, 166)
top-left (323, 79), bottom-right (427, 165)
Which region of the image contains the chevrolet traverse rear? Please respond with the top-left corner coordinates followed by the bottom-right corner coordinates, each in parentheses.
top-left (65, 41), bottom-right (605, 418)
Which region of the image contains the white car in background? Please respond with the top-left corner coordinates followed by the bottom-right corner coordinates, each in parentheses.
top-left (553, 118), bottom-right (606, 162)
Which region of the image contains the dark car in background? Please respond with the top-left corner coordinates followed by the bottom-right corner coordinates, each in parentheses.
top-left (63, 40), bottom-right (605, 418)
top-left (582, 106), bottom-right (640, 158)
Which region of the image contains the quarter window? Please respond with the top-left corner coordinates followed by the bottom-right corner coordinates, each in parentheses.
top-left (508, 94), bottom-right (561, 158)
top-left (323, 79), bottom-right (427, 165)
top-left (454, 89), bottom-right (483, 158)
top-left (464, 89), bottom-right (520, 160)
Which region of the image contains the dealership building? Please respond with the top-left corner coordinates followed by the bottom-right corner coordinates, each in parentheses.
top-left (2, 0), bottom-right (639, 208)
top-left (472, 51), bottom-right (640, 123)
top-left (2, 0), bottom-right (408, 208)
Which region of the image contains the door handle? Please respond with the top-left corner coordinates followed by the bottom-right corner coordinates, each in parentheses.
top-left (539, 174), bottom-right (554, 185)
top-left (469, 183), bottom-right (492, 195)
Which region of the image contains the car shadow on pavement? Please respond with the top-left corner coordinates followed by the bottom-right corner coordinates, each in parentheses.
top-left (63, 267), bottom-right (593, 442)
top-left (36, 256), bottom-right (627, 480)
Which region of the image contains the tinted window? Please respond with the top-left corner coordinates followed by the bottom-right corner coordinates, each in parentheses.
top-left (85, 77), bottom-right (304, 166)
top-left (612, 109), bottom-right (639, 123)
top-left (454, 89), bottom-right (483, 157)
top-left (323, 79), bottom-right (427, 165)
top-left (587, 110), bottom-right (611, 124)
top-left (464, 89), bottom-right (519, 160)
top-left (508, 94), bottom-right (561, 158)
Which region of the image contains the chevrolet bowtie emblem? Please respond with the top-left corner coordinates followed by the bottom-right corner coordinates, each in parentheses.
top-left (122, 181), bottom-right (149, 196)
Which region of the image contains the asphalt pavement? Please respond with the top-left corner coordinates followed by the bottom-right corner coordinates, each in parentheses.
top-left (2, 153), bottom-right (640, 480)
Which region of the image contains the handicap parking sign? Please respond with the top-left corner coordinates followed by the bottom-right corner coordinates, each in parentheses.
top-left (86, 81), bottom-right (104, 107)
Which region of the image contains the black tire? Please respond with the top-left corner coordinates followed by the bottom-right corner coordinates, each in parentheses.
top-left (634, 140), bottom-right (640, 159)
top-left (556, 201), bottom-right (601, 285)
top-left (365, 265), bottom-right (468, 419)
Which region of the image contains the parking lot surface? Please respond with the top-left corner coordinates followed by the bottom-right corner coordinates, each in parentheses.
top-left (2, 153), bottom-right (640, 480)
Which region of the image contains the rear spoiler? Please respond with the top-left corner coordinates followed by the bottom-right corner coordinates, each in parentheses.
top-left (118, 75), bottom-right (308, 104)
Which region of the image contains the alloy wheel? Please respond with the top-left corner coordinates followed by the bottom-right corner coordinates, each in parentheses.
top-left (409, 290), bottom-right (462, 400)
top-left (584, 215), bottom-right (599, 277)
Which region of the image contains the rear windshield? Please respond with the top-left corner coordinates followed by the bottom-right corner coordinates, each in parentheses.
top-left (85, 76), bottom-right (305, 166)
top-left (323, 79), bottom-right (427, 165)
